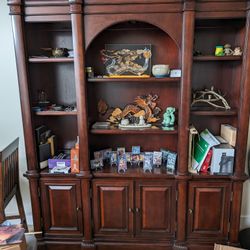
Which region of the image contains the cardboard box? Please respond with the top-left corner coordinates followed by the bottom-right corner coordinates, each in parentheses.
top-left (210, 144), bottom-right (234, 174)
top-left (220, 124), bottom-right (237, 147)
top-left (214, 243), bottom-right (245, 250)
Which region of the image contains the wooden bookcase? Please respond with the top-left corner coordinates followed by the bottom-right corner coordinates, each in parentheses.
top-left (7, 1), bottom-right (250, 250)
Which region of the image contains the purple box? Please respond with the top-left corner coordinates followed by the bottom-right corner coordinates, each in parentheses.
top-left (48, 158), bottom-right (71, 169)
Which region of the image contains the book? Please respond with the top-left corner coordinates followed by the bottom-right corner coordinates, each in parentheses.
top-left (210, 144), bottom-right (234, 175)
top-left (192, 129), bottom-right (220, 171)
top-left (0, 226), bottom-right (25, 245)
top-left (200, 149), bottom-right (212, 173)
top-left (188, 125), bottom-right (199, 174)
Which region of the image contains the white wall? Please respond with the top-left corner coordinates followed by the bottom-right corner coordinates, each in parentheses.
top-left (0, 2), bottom-right (33, 225)
top-left (0, 1), bottom-right (250, 230)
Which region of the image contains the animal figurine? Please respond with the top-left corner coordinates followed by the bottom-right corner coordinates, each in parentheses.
top-left (224, 44), bottom-right (233, 56)
top-left (233, 47), bottom-right (243, 56)
top-left (162, 107), bottom-right (175, 128)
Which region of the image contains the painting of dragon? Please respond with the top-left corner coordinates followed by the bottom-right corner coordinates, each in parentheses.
top-left (101, 44), bottom-right (152, 77)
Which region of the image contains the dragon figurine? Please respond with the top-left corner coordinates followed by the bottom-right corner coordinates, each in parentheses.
top-left (98, 94), bottom-right (161, 124)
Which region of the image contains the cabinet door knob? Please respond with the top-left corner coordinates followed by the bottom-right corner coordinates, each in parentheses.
top-left (136, 208), bottom-right (140, 213)
top-left (188, 208), bottom-right (193, 214)
top-left (77, 207), bottom-right (81, 212)
top-left (128, 208), bottom-right (134, 213)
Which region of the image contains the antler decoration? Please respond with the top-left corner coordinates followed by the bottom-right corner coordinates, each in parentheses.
top-left (191, 86), bottom-right (231, 110)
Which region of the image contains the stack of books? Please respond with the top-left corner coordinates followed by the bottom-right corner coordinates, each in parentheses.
top-left (0, 225), bottom-right (25, 245)
top-left (189, 125), bottom-right (236, 175)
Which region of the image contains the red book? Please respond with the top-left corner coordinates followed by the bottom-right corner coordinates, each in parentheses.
top-left (200, 149), bottom-right (212, 173)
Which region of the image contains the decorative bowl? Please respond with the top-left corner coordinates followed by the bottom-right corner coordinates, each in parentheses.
top-left (152, 64), bottom-right (170, 78)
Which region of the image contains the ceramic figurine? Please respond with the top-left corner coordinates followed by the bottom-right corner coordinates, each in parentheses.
top-left (162, 107), bottom-right (175, 129)
top-left (224, 44), bottom-right (233, 56)
top-left (215, 45), bottom-right (224, 56)
top-left (233, 47), bottom-right (243, 56)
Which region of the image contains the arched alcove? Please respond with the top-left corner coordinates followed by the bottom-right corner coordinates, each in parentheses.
top-left (86, 21), bottom-right (180, 153)
top-left (85, 21), bottom-right (180, 77)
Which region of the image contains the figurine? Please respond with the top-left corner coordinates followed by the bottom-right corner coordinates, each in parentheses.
top-left (162, 107), bottom-right (176, 129)
top-left (224, 44), bottom-right (233, 56)
top-left (191, 86), bottom-right (231, 110)
top-left (138, 116), bottom-right (146, 126)
top-left (215, 45), bottom-right (224, 56)
top-left (233, 47), bottom-right (243, 56)
top-left (103, 94), bottom-right (161, 124)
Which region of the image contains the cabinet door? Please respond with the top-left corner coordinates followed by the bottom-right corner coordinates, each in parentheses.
top-left (187, 181), bottom-right (231, 240)
top-left (135, 180), bottom-right (176, 238)
top-left (40, 179), bottom-right (83, 236)
top-left (92, 180), bottom-right (133, 237)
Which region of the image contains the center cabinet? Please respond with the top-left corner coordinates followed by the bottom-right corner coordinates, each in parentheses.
top-left (92, 179), bottom-right (176, 239)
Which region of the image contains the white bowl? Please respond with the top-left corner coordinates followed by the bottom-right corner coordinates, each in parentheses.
top-left (152, 64), bottom-right (170, 78)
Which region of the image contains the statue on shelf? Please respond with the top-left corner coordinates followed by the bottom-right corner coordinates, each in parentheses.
top-left (162, 107), bottom-right (175, 130)
top-left (97, 94), bottom-right (161, 126)
top-left (233, 47), bottom-right (243, 56)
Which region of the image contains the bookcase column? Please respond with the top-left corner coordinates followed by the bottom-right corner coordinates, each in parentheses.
top-left (234, 4), bottom-right (250, 177)
top-left (8, 0), bottom-right (38, 172)
top-left (178, 0), bottom-right (195, 176)
top-left (8, 0), bottom-right (42, 234)
top-left (69, 0), bottom-right (90, 174)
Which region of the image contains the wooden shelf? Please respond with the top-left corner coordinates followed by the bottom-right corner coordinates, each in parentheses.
top-left (29, 57), bottom-right (74, 63)
top-left (35, 111), bottom-right (77, 116)
top-left (193, 55), bottom-right (242, 61)
top-left (87, 77), bottom-right (181, 83)
top-left (90, 127), bottom-right (178, 135)
top-left (190, 109), bottom-right (237, 116)
top-left (92, 166), bottom-right (176, 179)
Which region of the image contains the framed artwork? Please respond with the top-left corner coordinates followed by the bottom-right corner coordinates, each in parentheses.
top-left (101, 44), bottom-right (152, 77)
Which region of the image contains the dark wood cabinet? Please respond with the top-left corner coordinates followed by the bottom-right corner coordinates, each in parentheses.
top-left (187, 182), bottom-right (231, 240)
top-left (93, 179), bottom-right (175, 239)
top-left (40, 179), bottom-right (83, 236)
top-left (135, 180), bottom-right (176, 238)
top-left (7, 0), bottom-right (250, 250)
top-left (92, 180), bottom-right (133, 237)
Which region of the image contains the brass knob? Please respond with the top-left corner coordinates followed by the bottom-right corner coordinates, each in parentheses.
top-left (188, 208), bottom-right (193, 214)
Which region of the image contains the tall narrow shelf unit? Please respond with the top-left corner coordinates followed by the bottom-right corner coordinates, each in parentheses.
top-left (7, 1), bottom-right (250, 250)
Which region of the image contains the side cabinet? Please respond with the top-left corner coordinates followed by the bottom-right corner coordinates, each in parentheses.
top-left (135, 180), bottom-right (176, 238)
top-left (40, 179), bottom-right (83, 236)
top-left (187, 181), bottom-right (232, 240)
top-left (92, 180), bottom-right (134, 237)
